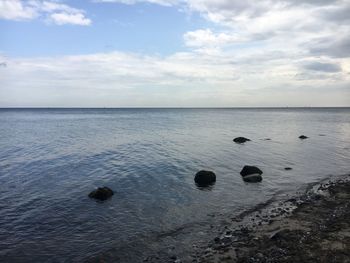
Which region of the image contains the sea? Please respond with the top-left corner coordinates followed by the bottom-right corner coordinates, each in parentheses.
top-left (0, 108), bottom-right (349, 262)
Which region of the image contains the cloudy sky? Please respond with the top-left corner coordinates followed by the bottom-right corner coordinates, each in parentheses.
top-left (0, 0), bottom-right (349, 107)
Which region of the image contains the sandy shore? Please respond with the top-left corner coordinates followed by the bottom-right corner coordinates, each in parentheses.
top-left (189, 175), bottom-right (350, 263)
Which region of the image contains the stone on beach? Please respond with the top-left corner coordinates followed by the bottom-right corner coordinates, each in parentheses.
top-left (240, 166), bottom-right (263, 182)
top-left (194, 170), bottom-right (216, 187)
top-left (88, 187), bottom-right (114, 201)
top-left (233, 137), bottom-right (251, 144)
top-left (299, 135), bottom-right (308, 139)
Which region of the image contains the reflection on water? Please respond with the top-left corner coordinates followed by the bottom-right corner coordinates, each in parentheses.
top-left (0, 108), bottom-right (349, 262)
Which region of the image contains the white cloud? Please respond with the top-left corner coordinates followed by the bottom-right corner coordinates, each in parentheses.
top-left (184, 29), bottom-right (245, 48)
top-left (1, 0), bottom-right (349, 106)
top-left (0, 0), bottom-right (37, 20)
top-left (50, 12), bottom-right (91, 26)
top-left (1, 49), bottom-right (349, 107)
top-left (93, 0), bottom-right (350, 58)
top-left (93, 0), bottom-right (180, 6)
top-left (0, 0), bottom-right (91, 26)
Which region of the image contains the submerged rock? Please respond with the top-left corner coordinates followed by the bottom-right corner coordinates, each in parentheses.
top-left (240, 166), bottom-right (263, 183)
top-left (233, 137), bottom-right (251, 144)
top-left (88, 187), bottom-right (114, 201)
top-left (242, 174), bottom-right (263, 183)
top-left (195, 170), bottom-right (216, 187)
top-left (299, 135), bottom-right (308, 139)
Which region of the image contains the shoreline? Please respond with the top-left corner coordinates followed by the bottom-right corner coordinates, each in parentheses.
top-left (86, 174), bottom-right (350, 263)
top-left (189, 174), bottom-right (350, 263)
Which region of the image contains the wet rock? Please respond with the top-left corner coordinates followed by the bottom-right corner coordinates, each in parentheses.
top-left (240, 166), bottom-right (263, 183)
top-left (240, 166), bottom-right (263, 176)
top-left (88, 186), bottom-right (114, 201)
top-left (299, 135), bottom-right (308, 139)
top-left (284, 167), bottom-right (292, 170)
top-left (194, 170), bottom-right (216, 187)
top-left (270, 230), bottom-right (287, 241)
top-left (255, 252), bottom-right (264, 260)
top-left (233, 137), bottom-right (251, 144)
top-left (221, 236), bottom-right (232, 244)
top-left (287, 198), bottom-right (297, 203)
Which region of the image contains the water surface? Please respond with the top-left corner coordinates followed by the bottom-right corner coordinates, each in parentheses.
top-left (0, 108), bottom-right (349, 262)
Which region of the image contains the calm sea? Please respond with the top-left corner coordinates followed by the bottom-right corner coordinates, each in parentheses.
top-left (0, 108), bottom-right (349, 262)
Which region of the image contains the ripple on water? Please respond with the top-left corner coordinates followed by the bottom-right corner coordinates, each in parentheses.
top-left (0, 108), bottom-right (349, 261)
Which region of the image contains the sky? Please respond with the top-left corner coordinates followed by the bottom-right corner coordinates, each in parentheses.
top-left (0, 0), bottom-right (349, 107)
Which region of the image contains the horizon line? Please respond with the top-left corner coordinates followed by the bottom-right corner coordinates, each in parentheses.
top-left (1, 106), bottom-right (350, 109)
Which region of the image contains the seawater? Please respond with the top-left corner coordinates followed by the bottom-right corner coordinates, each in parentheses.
top-left (0, 108), bottom-right (349, 262)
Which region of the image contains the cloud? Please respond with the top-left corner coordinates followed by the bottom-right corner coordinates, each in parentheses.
top-left (320, 2), bottom-right (350, 23)
top-left (50, 12), bottom-right (91, 26)
top-left (0, 0), bottom-right (37, 20)
top-left (93, 0), bottom-right (179, 6)
top-left (0, 0), bottom-right (91, 26)
top-left (184, 29), bottom-right (245, 48)
top-left (1, 49), bottom-right (349, 107)
top-left (93, 0), bottom-right (350, 59)
top-left (308, 35), bottom-right (350, 58)
top-left (1, 0), bottom-right (349, 106)
top-left (303, 61), bottom-right (342, 73)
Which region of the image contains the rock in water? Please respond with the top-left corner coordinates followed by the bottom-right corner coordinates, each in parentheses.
top-left (240, 166), bottom-right (263, 176)
top-left (240, 166), bottom-right (263, 183)
top-left (299, 135), bottom-right (308, 139)
top-left (233, 137), bottom-right (251, 144)
top-left (89, 187), bottom-right (114, 201)
top-left (194, 170), bottom-right (216, 187)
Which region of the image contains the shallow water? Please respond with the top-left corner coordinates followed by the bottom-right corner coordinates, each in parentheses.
top-left (0, 108), bottom-right (349, 262)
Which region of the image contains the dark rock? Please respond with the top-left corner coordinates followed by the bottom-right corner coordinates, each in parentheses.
top-left (287, 198), bottom-right (297, 203)
top-left (270, 230), bottom-right (288, 241)
top-left (284, 167), bottom-right (292, 170)
top-left (299, 135), bottom-right (308, 139)
top-left (194, 170), bottom-right (216, 187)
top-left (240, 166), bottom-right (263, 183)
top-left (221, 236), bottom-right (232, 244)
top-left (240, 166), bottom-right (263, 176)
top-left (88, 187), bottom-right (114, 201)
top-left (233, 137), bottom-right (251, 144)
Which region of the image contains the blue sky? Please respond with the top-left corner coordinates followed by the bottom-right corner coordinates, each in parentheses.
top-left (0, 0), bottom-right (349, 107)
top-left (1, 1), bottom-right (211, 57)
